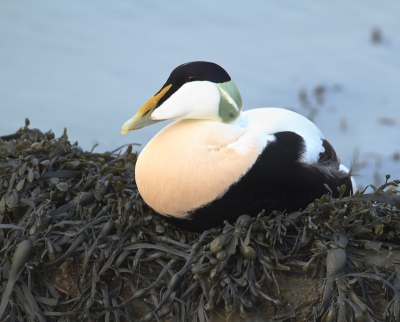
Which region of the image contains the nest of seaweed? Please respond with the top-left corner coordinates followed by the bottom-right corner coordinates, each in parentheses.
top-left (1, 119), bottom-right (400, 322)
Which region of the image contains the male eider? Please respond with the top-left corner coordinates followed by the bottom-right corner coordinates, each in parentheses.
top-left (121, 61), bottom-right (354, 232)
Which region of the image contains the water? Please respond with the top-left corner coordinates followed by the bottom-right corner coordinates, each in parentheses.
top-left (1, 0), bottom-right (400, 188)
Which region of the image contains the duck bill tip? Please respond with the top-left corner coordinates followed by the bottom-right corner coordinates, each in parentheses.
top-left (120, 117), bottom-right (137, 135)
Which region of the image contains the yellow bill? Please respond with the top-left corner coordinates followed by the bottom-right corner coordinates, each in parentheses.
top-left (121, 84), bottom-right (172, 134)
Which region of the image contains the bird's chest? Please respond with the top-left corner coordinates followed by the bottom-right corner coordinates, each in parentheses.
top-left (135, 120), bottom-right (263, 218)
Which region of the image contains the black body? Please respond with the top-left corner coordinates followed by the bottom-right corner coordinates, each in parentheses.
top-left (165, 131), bottom-right (352, 232)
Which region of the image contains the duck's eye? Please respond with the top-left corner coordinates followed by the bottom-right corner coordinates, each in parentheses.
top-left (188, 76), bottom-right (198, 82)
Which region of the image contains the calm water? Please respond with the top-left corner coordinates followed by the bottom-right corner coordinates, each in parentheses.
top-left (1, 0), bottom-right (400, 188)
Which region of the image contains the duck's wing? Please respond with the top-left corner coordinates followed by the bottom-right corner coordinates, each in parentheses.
top-left (241, 108), bottom-right (326, 163)
top-left (244, 107), bottom-right (354, 188)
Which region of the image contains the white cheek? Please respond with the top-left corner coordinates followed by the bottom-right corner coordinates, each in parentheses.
top-left (151, 81), bottom-right (221, 121)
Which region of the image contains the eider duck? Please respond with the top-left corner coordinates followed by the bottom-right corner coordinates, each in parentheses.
top-left (121, 61), bottom-right (354, 232)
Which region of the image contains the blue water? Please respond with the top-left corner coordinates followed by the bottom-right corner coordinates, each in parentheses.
top-left (1, 0), bottom-right (400, 188)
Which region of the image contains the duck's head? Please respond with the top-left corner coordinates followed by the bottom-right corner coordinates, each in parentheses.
top-left (121, 61), bottom-right (243, 134)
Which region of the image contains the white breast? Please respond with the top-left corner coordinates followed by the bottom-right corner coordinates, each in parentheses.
top-left (135, 118), bottom-right (274, 218)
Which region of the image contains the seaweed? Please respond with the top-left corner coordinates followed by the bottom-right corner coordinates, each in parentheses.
top-left (0, 120), bottom-right (399, 321)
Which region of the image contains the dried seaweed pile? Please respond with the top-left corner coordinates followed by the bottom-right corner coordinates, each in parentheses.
top-left (1, 120), bottom-right (400, 322)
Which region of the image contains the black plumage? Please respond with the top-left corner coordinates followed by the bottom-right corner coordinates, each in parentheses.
top-left (168, 131), bottom-right (352, 232)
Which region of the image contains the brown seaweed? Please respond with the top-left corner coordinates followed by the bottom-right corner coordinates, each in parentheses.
top-left (0, 120), bottom-right (400, 321)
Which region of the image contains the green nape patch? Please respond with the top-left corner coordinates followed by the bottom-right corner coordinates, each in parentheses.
top-left (0, 120), bottom-right (400, 321)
